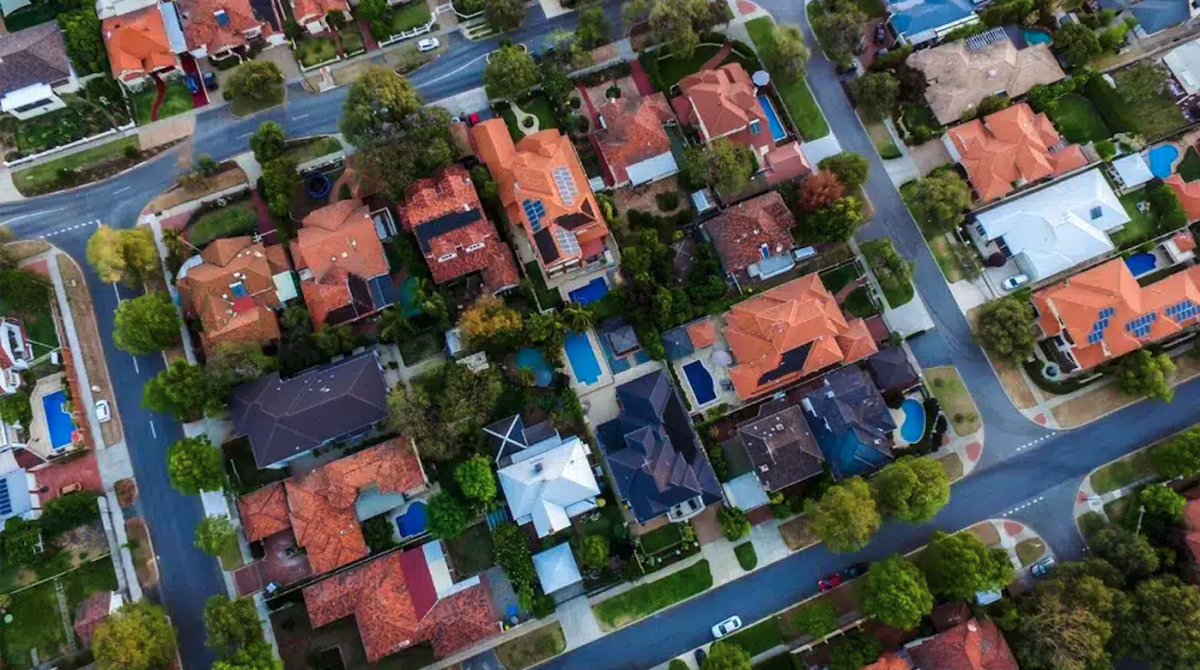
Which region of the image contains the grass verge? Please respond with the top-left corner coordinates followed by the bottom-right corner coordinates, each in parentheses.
top-left (12, 136), bottom-right (139, 195)
top-left (1089, 447), bottom-right (1156, 495)
top-left (494, 622), bottom-right (565, 670)
top-left (593, 560), bottom-right (712, 631)
top-left (925, 366), bottom-right (981, 435)
top-left (1015, 538), bottom-right (1046, 567)
top-left (744, 17), bottom-right (829, 140)
top-left (725, 617), bottom-right (782, 656)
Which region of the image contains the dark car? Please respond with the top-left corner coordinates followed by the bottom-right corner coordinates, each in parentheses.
top-left (203, 71), bottom-right (218, 91)
top-left (844, 563), bottom-right (868, 579)
top-left (875, 22), bottom-right (887, 44)
top-left (185, 73), bottom-right (199, 94)
top-left (695, 648), bottom-right (708, 665)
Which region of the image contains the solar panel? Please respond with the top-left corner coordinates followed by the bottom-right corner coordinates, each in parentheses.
top-left (0, 478), bottom-right (10, 517)
top-left (1100, 307), bottom-right (1115, 319)
top-left (522, 198), bottom-right (545, 230)
top-left (1167, 299), bottom-right (1198, 322)
top-left (1087, 331), bottom-right (1104, 344)
top-left (1124, 312), bottom-right (1157, 338)
top-left (552, 166), bottom-right (578, 207)
top-left (554, 227), bottom-right (581, 256)
top-left (215, 9), bottom-right (231, 26)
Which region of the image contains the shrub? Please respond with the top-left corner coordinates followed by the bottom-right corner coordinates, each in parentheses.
top-left (718, 506), bottom-right (750, 541)
top-left (123, 145), bottom-right (140, 160)
top-left (655, 191), bottom-right (680, 212)
top-left (493, 523), bottom-right (536, 590)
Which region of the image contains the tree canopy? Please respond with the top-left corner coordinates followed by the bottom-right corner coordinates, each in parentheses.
top-left (806, 196), bottom-right (864, 243)
top-left (0, 268), bottom-right (51, 314)
top-left (800, 171), bottom-right (845, 213)
top-left (87, 225), bottom-right (159, 285)
top-left (203, 595), bottom-right (262, 650)
top-left (460, 295), bottom-right (524, 351)
top-left (578, 535), bottom-right (610, 571)
top-left (862, 554), bottom-right (933, 630)
top-left (261, 157), bottom-right (298, 218)
top-left (808, 477), bottom-right (880, 553)
top-left (487, 0), bottom-right (526, 32)
top-left (872, 456), bottom-right (950, 523)
top-left (194, 515), bottom-right (237, 558)
top-left (387, 363), bottom-right (504, 461)
top-left (764, 24), bottom-right (809, 77)
top-left (976, 296), bottom-right (1036, 364)
top-left (1012, 559), bottom-right (1126, 670)
top-left (484, 45), bottom-right (540, 100)
top-left (92, 601), bottom-right (177, 670)
top-left (227, 61), bottom-right (283, 102)
top-left (911, 171), bottom-right (971, 235)
top-left (354, 106), bottom-right (458, 200)
top-left (1112, 349), bottom-right (1176, 402)
top-left (167, 436), bottom-right (225, 495)
top-left (340, 67), bottom-right (424, 145)
top-left (455, 454), bottom-right (498, 504)
top-left (1118, 575), bottom-right (1200, 670)
top-left (249, 121), bottom-right (286, 164)
top-left (113, 292), bottom-right (180, 355)
top-left (1055, 22), bottom-right (1102, 69)
top-left (59, 10), bottom-right (107, 76)
top-left (427, 491), bottom-right (469, 540)
top-left (1088, 525), bottom-right (1160, 586)
top-left (1152, 428), bottom-right (1200, 478)
top-left (848, 72), bottom-right (899, 122)
top-left (649, 0), bottom-right (731, 59)
top-left (818, 152), bottom-right (869, 191)
top-left (142, 360), bottom-right (216, 421)
top-left (701, 642), bottom-right (751, 670)
top-left (918, 530), bottom-right (1014, 599)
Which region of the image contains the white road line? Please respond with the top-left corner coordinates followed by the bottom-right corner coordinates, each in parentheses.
top-left (0, 206), bottom-right (68, 226)
top-left (112, 284), bottom-right (123, 303)
top-left (114, 186), bottom-right (131, 194)
top-left (423, 53), bottom-right (490, 85)
top-left (132, 356), bottom-right (140, 374)
top-left (237, 132), bottom-right (253, 139)
top-left (291, 113), bottom-right (310, 120)
top-left (149, 421), bottom-right (157, 438)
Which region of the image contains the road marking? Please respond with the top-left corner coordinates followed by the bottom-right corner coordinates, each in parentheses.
top-left (149, 421), bottom-right (157, 438)
top-left (423, 52), bottom-right (490, 85)
top-left (0, 206), bottom-right (68, 227)
top-left (113, 186), bottom-right (131, 194)
top-left (1000, 496), bottom-right (1046, 517)
top-left (39, 219), bottom-right (100, 239)
top-left (112, 283), bottom-right (122, 303)
top-left (131, 356), bottom-right (139, 374)
top-left (291, 113), bottom-right (310, 120)
top-left (238, 132), bottom-right (253, 139)
top-left (1014, 435), bottom-right (1055, 452)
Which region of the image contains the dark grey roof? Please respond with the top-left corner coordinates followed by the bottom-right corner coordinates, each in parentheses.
top-left (802, 366), bottom-right (896, 478)
top-left (866, 347), bottom-right (918, 394)
top-left (414, 209), bottom-right (482, 253)
top-left (600, 319), bottom-right (640, 356)
top-left (758, 342), bottom-right (813, 386)
top-left (0, 23), bottom-right (72, 98)
top-left (595, 371), bottom-right (722, 524)
top-left (229, 350), bottom-right (388, 468)
top-left (1100, 0), bottom-right (1189, 32)
top-left (533, 227), bottom-right (560, 265)
top-left (737, 399), bottom-right (825, 492)
top-left (484, 414), bottom-right (561, 465)
top-left (661, 326), bottom-right (694, 361)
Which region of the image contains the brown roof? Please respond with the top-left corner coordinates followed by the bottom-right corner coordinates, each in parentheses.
top-left (764, 141), bottom-right (812, 186)
top-left (291, 0), bottom-right (349, 24)
top-left (177, 0), bottom-right (269, 54)
top-left (291, 200), bottom-right (391, 329)
top-left (906, 618), bottom-right (1019, 670)
top-left (677, 63), bottom-right (770, 150)
top-left (704, 191), bottom-right (796, 275)
top-left (238, 481), bottom-right (291, 542)
top-left (176, 236), bottom-right (285, 353)
top-left (595, 92), bottom-right (675, 186)
top-left (1166, 174), bottom-right (1200, 222)
top-left (102, 6), bottom-right (176, 82)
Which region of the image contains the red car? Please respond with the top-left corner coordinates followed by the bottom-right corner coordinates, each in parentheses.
top-left (467, 112), bottom-right (481, 126)
top-left (817, 574), bottom-right (843, 592)
top-left (818, 564), bottom-right (868, 591)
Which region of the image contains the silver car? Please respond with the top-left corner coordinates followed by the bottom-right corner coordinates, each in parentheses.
top-left (711, 616), bottom-right (742, 638)
top-left (1002, 274), bottom-right (1030, 291)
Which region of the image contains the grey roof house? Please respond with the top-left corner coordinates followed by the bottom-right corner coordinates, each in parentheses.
top-left (484, 414), bottom-right (561, 466)
top-left (0, 23), bottom-right (81, 122)
top-left (1100, 0), bottom-right (1193, 34)
top-left (801, 366), bottom-right (896, 480)
top-left (0, 466), bottom-right (36, 523)
top-left (866, 347), bottom-right (919, 395)
top-left (736, 399), bottom-right (826, 492)
top-left (229, 350), bottom-right (388, 469)
top-left (596, 370), bottom-right (722, 524)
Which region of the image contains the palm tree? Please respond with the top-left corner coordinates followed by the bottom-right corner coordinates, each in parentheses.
top-left (378, 307), bottom-right (414, 344)
top-left (563, 304), bottom-right (593, 333)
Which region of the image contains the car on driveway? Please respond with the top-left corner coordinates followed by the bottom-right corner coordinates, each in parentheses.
top-left (185, 73), bottom-right (200, 94)
top-left (695, 648), bottom-right (707, 665)
top-left (875, 23), bottom-right (887, 44)
top-left (418, 37), bottom-right (440, 52)
top-left (1002, 274), bottom-right (1030, 291)
top-left (712, 616), bottom-right (742, 638)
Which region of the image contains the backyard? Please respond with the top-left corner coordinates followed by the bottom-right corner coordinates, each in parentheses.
top-left (11, 136), bottom-right (141, 196)
top-left (391, 0), bottom-right (432, 33)
top-left (744, 17), bottom-right (829, 140)
top-left (0, 291), bottom-right (58, 358)
top-left (445, 522), bottom-right (496, 576)
top-left (500, 95), bottom-right (558, 140)
top-left (860, 239), bottom-right (913, 308)
top-left (494, 622), bottom-right (565, 670)
top-left (132, 81), bottom-right (193, 125)
top-left (187, 200), bottom-right (259, 247)
top-left (1113, 189), bottom-right (1162, 249)
top-left (1, 581), bottom-right (65, 670)
top-left (1044, 94), bottom-right (1111, 144)
top-left (592, 560), bottom-right (712, 630)
top-left (6, 100), bottom-right (115, 156)
top-left (925, 366), bottom-right (980, 435)
top-left (819, 263), bottom-right (876, 318)
top-left (1178, 146), bottom-right (1200, 182)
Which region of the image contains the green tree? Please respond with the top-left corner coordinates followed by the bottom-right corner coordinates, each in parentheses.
top-left (911, 171), bottom-right (971, 234)
top-left (807, 477), bottom-right (880, 553)
top-left (0, 391), bottom-right (32, 427)
top-left (143, 360), bottom-right (214, 421)
top-left (828, 630), bottom-right (882, 670)
top-left (203, 595), bottom-right (261, 650)
top-left (167, 436), bottom-right (224, 495)
top-left (1147, 182), bottom-right (1187, 231)
top-left (818, 152), bottom-right (869, 190)
top-left (378, 306), bottom-right (414, 344)
top-left (701, 642), bottom-right (751, 670)
top-left (487, 0), bottom-right (526, 31)
top-left (339, 67), bottom-right (424, 145)
top-left (58, 10), bottom-right (107, 75)
top-left (325, 9), bottom-right (347, 30)
top-left (849, 71), bottom-right (899, 122)
top-left (976, 296), bottom-right (1036, 364)
top-left (706, 138), bottom-right (757, 194)
top-left (765, 25), bottom-right (809, 77)
top-left (92, 601), bottom-right (177, 670)
top-left (1088, 525), bottom-right (1160, 585)
top-left (861, 554), bottom-right (934, 630)
top-left (362, 515), bottom-right (399, 553)
top-left (792, 600), bottom-right (839, 638)
top-left (1112, 349), bottom-right (1176, 401)
top-left (484, 44), bottom-right (540, 100)
top-left (872, 456), bottom-right (950, 523)
top-left (918, 530), bottom-right (1014, 600)
top-left (622, 0), bottom-right (651, 25)
top-left (358, 0), bottom-right (391, 38)
top-left (0, 269), bottom-right (50, 313)
top-left (1140, 482), bottom-right (1186, 522)
top-left (1117, 575), bottom-right (1200, 670)
top-left (1055, 22), bottom-right (1102, 69)
top-left (812, 5), bottom-right (867, 59)
top-left (249, 121), bottom-right (286, 164)
top-left (211, 642), bottom-right (275, 670)
top-left (576, 6), bottom-right (611, 49)
top-left (314, 323), bottom-right (357, 359)
top-left (455, 454), bottom-right (498, 504)
top-left (114, 292), bottom-right (180, 355)
top-left (194, 515), bottom-right (237, 557)
top-left (1012, 559), bottom-right (1126, 670)
top-left (563, 304), bottom-right (594, 333)
top-left (975, 93), bottom-right (1012, 117)
top-left (427, 491), bottom-right (469, 540)
top-left (492, 522), bottom-right (536, 589)
top-left (540, 64), bottom-right (574, 105)
top-left (578, 534), bottom-right (610, 571)
top-left (261, 157), bottom-right (298, 218)
top-left (227, 60), bottom-right (283, 103)
top-left (806, 196), bottom-right (864, 243)
top-left (718, 506), bottom-right (750, 541)
top-left (204, 342), bottom-right (275, 393)
top-left (1151, 429), bottom-right (1200, 478)
top-left (355, 107), bottom-right (458, 200)
top-left (87, 225), bottom-right (159, 285)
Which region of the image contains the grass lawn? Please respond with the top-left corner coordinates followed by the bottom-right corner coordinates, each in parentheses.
top-left (12, 102), bottom-right (115, 154)
top-left (818, 263), bottom-right (859, 294)
top-left (1178, 146), bottom-right (1200, 182)
top-left (187, 202), bottom-right (258, 247)
top-left (502, 95), bottom-right (558, 140)
top-left (1, 581), bottom-right (67, 669)
top-left (1015, 538), bottom-right (1046, 567)
top-left (1045, 93), bottom-right (1111, 144)
top-left (339, 26), bottom-right (365, 55)
top-left (928, 235), bottom-right (963, 283)
top-left (745, 17), bottom-right (829, 140)
top-left (1112, 189), bottom-right (1160, 249)
top-left (898, 104), bottom-right (940, 134)
top-left (282, 136), bottom-right (343, 164)
top-left (132, 81), bottom-right (193, 125)
top-left (638, 523), bottom-right (683, 555)
top-left (576, 504), bottom-right (628, 542)
top-left (495, 622), bottom-right (565, 670)
top-left (524, 261), bottom-right (563, 309)
top-left (0, 290), bottom-right (58, 357)
top-left (1090, 447), bottom-right (1157, 494)
top-left (445, 523), bottom-right (496, 576)
top-left (725, 618), bottom-right (781, 657)
top-left (925, 366), bottom-right (981, 435)
top-left (734, 542), bottom-right (758, 571)
top-left (295, 35), bottom-right (339, 68)
top-left (60, 556), bottom-right (119, 612)
top-left (860, 239), bottom-right (913, 308)
top-left (230, 84), bottom-right (285, 116)
top-left (593, 560), bottom-right (712, 630)
top-left (391, 0), bottom-right (432, 32)
top-left (866, 122), bottom-right (901, 159)
top-left (12, 136), bottom-right (139, 195)
top-left (841, 285), bottom-right (878, 318)
top-left (1113, 70), bottom-right (1188, 139)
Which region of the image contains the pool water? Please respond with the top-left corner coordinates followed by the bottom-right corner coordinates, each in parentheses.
top-left (395, 501), bottom-right (427, 537)
top-left (568, 277), bottom-right (609, 305)
top-left (564, 331), bottom-right (603, 385)
top-left (1147, 144), bottom-right (1180, 179)
top-left (1022, 29), bottom-right (1051, 45)
top-left (397, 277), bottom-right (423, 317)
top-left (682, 360), bottom-right (717, 406)
top-left (516, 348), bottom-right (554, 387)
top-left (757, 94), bottom-right (788, 143)
top-left (899, 398), bottom-right (926, 443)
top-left (1125, 251), bottom-right (1158, 277)
top-left (41, 390), bottom-right (74, 450)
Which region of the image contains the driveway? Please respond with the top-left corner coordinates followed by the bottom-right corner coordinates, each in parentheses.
top-left (558, 596), bottom-right (603, 650)
top-left (461, 649), bottom-right (503, 670)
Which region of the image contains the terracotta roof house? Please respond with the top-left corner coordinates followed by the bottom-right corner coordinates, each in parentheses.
top-left (674, 63), bottom-right (774, 158)
top-left (906, 618), bottom-right (1019, 670)
top-left (704, 191), bottom-right (797, 282)
top-left (291, 200), bottom-right (397, 329)
top-left (594, 91), bottom-right (679, 188)
top-left (398, 165), bottom-right (520, 296)
top-left (236, 437), bottom-right (427, 575)
top-left (721, 273), bottom-right (878, 400)
top-left (909, 29), bottom-right (1065, 125)
top-left (762, 142), bottom-right (812, 186)
top-left (102, 5), bottom-right (179, 89)
top-left (290, 0), bottom-right (350, 33)
top-left (73, 591), bottom-right (122, 647)
top-left (736, 398), bottom-right (825, 492)
top-left (801, 366), bottom-right (895, 479)
top-left (1032, 257), bottom-right (1200, 371)
top-left (0, 318), bottom-right (33, 395)
top-left (971, 168), bottom-right (1130, 281)
top-left (470, 120), bottom-right (613, 283)
top-left (0, 23), bottom-right (80, 122)
top-left (497, 434), bottom-right (601, 537)
top-left (302, 542), bottom-right (496, 662)
top-left (176, 236), bottom-right (291, 354)
top-left (595, 370), bottom-right (722, 524)
top-left (229, 350), bottom-right (389, 468)
top-left (175, 0), bottom-right (272, 60)
top-left (946, 102), bottom-right (1088, 202)
top-left (861, 653), bottom-right (913, 670)
top-left (1166, 174), bottom-right (1200, 222)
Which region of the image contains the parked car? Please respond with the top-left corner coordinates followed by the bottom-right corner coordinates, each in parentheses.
top-left (185, 73), bottom-right (200, 94)
top-left (695, 648), bottom-right (707, 665)
top-left (418, 37), bottom-right (440, 52)
top-left (203, 71), bottom-right (217, 91)
top-left (843, 563), bottom-right (868, 579)
top-left (468, 112), bottom-right (481, 126)
top-left (95, 399), bottom-right (111, 423)
top-left (1002, 274), bottom-right (1030, 291)
top-left (874, 23), bottom-right (887, 44)
top-left (1031, 557), bottom-right (1056, 578)
top-left (711, 616), bottom-right (743, 639)
top-left (818, 573), bottom-right (844, 591)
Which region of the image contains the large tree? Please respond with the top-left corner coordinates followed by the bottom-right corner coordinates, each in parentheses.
top-left (1112, 349), bottom-right (1176, 402)
top-left (818, 152), bottom-right (869, 190)
top-left (203, 595), bottom-right (261, 650)
top-left (765, 24), bottom-right (810, 77)
top-left (699, 138), bottom-right (757, 194)
top-left (59, 10), bottom-right (107, 76)
top-left (484, 44), bottom-right (540, 101)
top-left (806, 196), bottom-right (864, 243)
top-left (848, 72), bottom-right (899, 123)
top-left (1055, 22), bottom-right (1102, 69)
top-left (976, 296), bottom-right (1036, 364)
top-left (387, 364), bottom-right (504, 461)
top-left (487, 0), bottom-right (526, 31)
top-left (354, 107), bottom-right (458, 200)
top-left (0, 268), bottom-right (51, 313)
top-left (211, 642), bottom-right (274, 670)
top-left (812, 5), bottom-right (866, 59)
top-left (167, 436), bottom-right (225, 495)
top-left (87, 225), bottom-right (159, 285)
top-left (911, 171), bottom-right (971, 234)
top-left (113, 292), bottom-right (181, 355)
top-left (800, 171), bottom-right (845, 213)
top-left (872, 456), bottom-right (950, 523)
top-left (792, 600), bottom-right (839, 639)
top-left (340, 67), bottom-right (424, 145)
top-left (427, 491), bottom-right (469, 540)
top-left (701, 642), bottom-right (751, 670)
top-left (358, 0), bottom-right (391, 39)
top-left (455, 454), bottom-right (498, 504)
top-left (459, 295), bottom-right (524, 350)
top-left (861, 554), bottom-right (933, 630)
top-left (649, 0), bottom-right (730, 59)
top-left (918, 530), bottom-right (1014, 599)
top-left (260, 157), bottom-right (298, 218)
top-left (1012, 559), bottom-right (1126, 670)
top-left (194, 515), bottom-right (237, 558)
top-left (248, 121), bottom-right (286, 164)
top-left (204, 342), bottom-right (276, 392)
top-left (227, 61), bottom-right (283, 103)
top-left (1117, 575), bottom-right (1200, 670)
top-left (92, 601), bottom-right (177, 670)
top-left (1087, 525), bottom-right (1160, 585)
top-left (576, 6), bottom-right (611, 50)
top-left (807, 477), bottom-right (880, 553)
top-left (578, 535), bottom-right (610, 571)
top-left (1151, 429), bottom-right (1200, 478)
top-left (142, 360), bottom-right (214, 421)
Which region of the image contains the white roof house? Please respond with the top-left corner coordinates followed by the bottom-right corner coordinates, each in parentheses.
top-left (974, 169), bottom-right (1130, 281)
top-left (1164, 38), bottom-right (1200, 96)
top-left (1112, 153), bottom-right (1154, 190)
top-left (498, 436), bottom-right (601, 538)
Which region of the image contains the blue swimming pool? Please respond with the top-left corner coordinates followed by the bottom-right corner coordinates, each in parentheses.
top-left (564, 331), bottom-right (603, 385)
top-left (899, 398), bottom-right (926, 444)
top-left (516, 348), bottom-right (554, 387)
top-left (395, 501), bottom-right (427, 537)
top-left (757, 94), bottom-right (788, 143)
top-left (1125, 251), bottom-right (1158, 277)
top-left (1022, 29), bottom-right (1051, 45)
top-left (682, 360), bottom-right (716, 406)
top-left (1148, 144), bottom-right (1180, 179)
top-left (397, 277), bottom-right (422, 317)
top-left (568, 277), bottom-right (609, 305)
top-left (41, 390), bottom-right (74, 450)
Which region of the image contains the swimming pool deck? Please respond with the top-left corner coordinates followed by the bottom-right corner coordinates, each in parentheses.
top-left (669, 320), bottom-right (742, 411)
top-left (23, 372), bottom-right (70, 460)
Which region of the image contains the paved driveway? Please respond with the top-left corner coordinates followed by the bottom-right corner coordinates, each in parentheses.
top-left (461, 649), bottom-right (503, 670)
top-left (558, 596), bottom-right (603, 650)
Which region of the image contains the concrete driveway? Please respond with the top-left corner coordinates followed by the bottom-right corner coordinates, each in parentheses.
top-left (462, 649), bottom-right (503, 670)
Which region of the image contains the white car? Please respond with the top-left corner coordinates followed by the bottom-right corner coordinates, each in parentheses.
top-left (711, 616), bottom-right (742, 639)
top-left (417, 38), bottom-right (440, 52)
top-left (95, 399), bottom-right (111, 423)
top-left (1002, 274), bottom-right (1030, 291)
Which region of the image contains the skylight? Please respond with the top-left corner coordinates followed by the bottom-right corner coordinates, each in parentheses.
top-left (554, 227), bottom-right (580, 256)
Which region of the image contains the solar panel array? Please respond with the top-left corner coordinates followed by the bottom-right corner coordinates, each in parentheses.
top-left (555, 227), bottom-right (581, 256)
top-left (0, 478), bottom-right (11, 517)
top-left (1087, 307), bottom-right (1117, 344)
top-left (522, 198), bottom-right (546, 230)
top-left (1125, 312), bottom-right (1158, 338)
top-left (552, 166), bottom-right (578, 207)
top-left (1166, 299), bottom-right (1199, 322)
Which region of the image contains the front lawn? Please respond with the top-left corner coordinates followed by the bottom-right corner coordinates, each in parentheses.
top-left (842, 286), bottom-right (878, 318)
top-left (1, 582), bottom-right (67, 670)
top-left (745, 17), bottom-right (829, 140)
top-left (495, 622), bottom-right (565, 670)
top-left (391, 0), bottom-right (433, 33)
top-left (1178, 146), bottom-right (1200, 182)
top-left (725, 617), bottom-right (782, 656)
top-left (818, 263), bottom-right (859, 294)
top-left (9, 101), bottom-right (115, 155)
top-left (229, 84), bottom-right (285, 116)
top-left (0, 292), bottom-right (58, 358)
top-left (866, 122), bottom-right (901, 160)
top-left (295, 35), bottom-right (340, 68)
top-left (1090, 447), bottom-right (1157, 495)
top-left (445, 523), bottom-right (496, 576)
top-left (12, 136), bottom-right (140, 195)
top-left (501, 95), bottom-right (558, 140)
top-left (1113, 189), bottom-right (1161, 249)
top-left (339, 26), bottom-right (365, 55)
top-left (637, 522), bottom-right (683, 555)
top-left (925, 366), bottom-right (981, 435)
top-left (734, 542), bottom-right (758, 571)
top-left (132, 81), bottom-right (193, 125)
top-left (1044, 93), bottom-right (1111, 144)
top-left (187, 201), bottom-right (258, 248)
top-left (593, 560), bottom-right (712, 630)
top-left (281, 136), bottom-right (343, 164)
top-left (860, 239), bottom-right (913, 308)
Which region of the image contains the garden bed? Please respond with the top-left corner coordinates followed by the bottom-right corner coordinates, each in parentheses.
top-left (5, 100), bottom-right (116, 157)
top-left (295, 35), bottom-right (340, 68)
top-left (186, 200), bottom-right (259, 247)
top-left (593, 560), bottom-right (712, 630)
top-left (924, 366), bottom-right (980, 435)
top-left (778, 515), bottom-right (819, 551)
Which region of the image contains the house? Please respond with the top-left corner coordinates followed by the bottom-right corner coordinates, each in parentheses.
top-left (73, 591), bottom-right (123, 647)
top-left (886, 0), bottom-right (978, 46)
top-left (228, 350), bottom-right (389, 469)
top-left (1165, 39), bottom-right (1200, 100)
top-left (95, 0), bottom-right (157, 19)
top-left (946, 103), bottom-right (1088, 203)
top-left (866, 347), bottom-right (919, 395)
top-left (175, 0), bottom-right (271, 61)
top-left (291, 0), bottom-right (350, 32)
top-left (302, 542), bottom-right (496, 662)
top-left (721, 273), bottom-right (878, 400)
top-left (736, 398), bottom-right (826, 492)
top-left (471, 121), bottom-right (613, 283)
top-left (673, 63), bottom-right (773, 157)
top-left (1032, 257), bottom-right (1200, 371)
top-left (594, 91), bottom-right (679, 188)
top-left (1167, 174), bottom-right (1200, 221)
top-left (0, 466), bottom-right (37, 523)
top-left (704, 191), bottom-right (797, 282)
top-left (595, 370), bottom-right (722, 524)
top-left (102, 5), bottom-right (180, 89)
top-left (1100, 0), bottom-right (1196, 35)
top-left (801, 366), bottom-right (895, 479)
top-left (762, 142), bottom-right (812, 186)
top-left (906, 618), bottom-right (1019, 670)
top-left (175, 237), bottom-right (292, 354)
top-left (497, 434), bottom-right (601, 538)
top-left (484, 414), bottom-right (562, 466)
top-left (0, 0), bottom-right (29, 20)
top-left (861, 654), bottom-right (913, 670)
top-left (908, 28), bottom-right (1066, 125)
top-left (236, 437), bottom-right (427, 574)
top-left (0, 24), bottom-right (81, 121)
top-left (971, 169), bottom-right (1130, 281)
top-left (398, 165), bottom-right (520, 297)
top-left (1, 318), bottom-right (33, 395)
top-left (291, 200), bottom-right (396, 329)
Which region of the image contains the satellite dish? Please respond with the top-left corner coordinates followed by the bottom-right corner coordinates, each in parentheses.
top-left (752, 70), bottom-right (771, 87)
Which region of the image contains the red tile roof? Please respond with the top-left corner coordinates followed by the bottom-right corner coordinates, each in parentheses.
top-left (177, 0), bottom-right (269, 54)
top-left (595, 92), bottom-right (675, 186)
top-left (862, 653), bottom-right (913, 670)
top-left (291, 0), bottom-right (349, 24)
top-left (238, 481), bottom-right (292, 542)
top-left (291, 200), bottom-right (391, 329)
top-left (1166, 174), bottom-right (1200, 222)
top-left (686, 318), bottom-right (716, 349)
top-left (906, 618), bottom-right (1019, 670)
top-left (176, 236), bottom-right (286, 353)
top-left (704, 191), bottom-right (795, 275)
top-left (677, 63), bottom-right (771, 152)
top-left (1175, 231), bottom-right (1197, 252)
top-left (102, 6), bottom-right (176, 82)
top-left (764, 141), bottom-right (812, 186)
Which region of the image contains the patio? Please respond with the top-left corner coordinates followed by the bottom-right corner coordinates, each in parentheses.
top-left (233, 529), bottom-right (313, 596)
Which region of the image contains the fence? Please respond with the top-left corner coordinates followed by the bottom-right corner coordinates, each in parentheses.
top-left (378, 15), bottom-right (437, 48)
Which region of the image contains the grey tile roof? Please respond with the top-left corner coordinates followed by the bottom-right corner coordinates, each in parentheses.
top-left (0, 23), bottom-right (71, 98)
top-left (737, 399), bottom-right (825, 492)
top-left (866, 347), bottom-right (918, 394)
